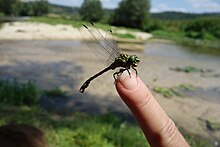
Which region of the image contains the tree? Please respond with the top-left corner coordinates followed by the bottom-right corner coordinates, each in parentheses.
top-left (18, 2), bottom-right (31, 16)
top-left (80, 0), bottom-right (104, 22)
top-left (28, 0), bottom-right (49, 16)
top-left (110, 0), bottom-right (150, 29)
top-left (0, 0), bottom-right (19, 15)
top-left (0, 0), bottom-right (49, 16)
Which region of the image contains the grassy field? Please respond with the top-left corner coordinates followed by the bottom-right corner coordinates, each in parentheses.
top-left (0, 79), bottom-right (214, 146)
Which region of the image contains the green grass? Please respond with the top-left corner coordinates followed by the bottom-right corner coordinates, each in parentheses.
top-left (0, 105), bottom-right (213, 147)
top-left (153, 84), bottom-right (195, 98)
top-left (170, 66), bottom-right (201, 73)
top-left (0, 105), bottom-right (150, 147)
top-left (0, 79), bottom-right (41, 106)
top-left (0, 79), bottom-right (68, 105)
top-left (44, 87), bottom-right (67, 97)
top-left (206, 119), bottom-right (220, 131)
top-left (0, 12), bottom-right (5, 16)
top-left (0, 79), bottom-right (213, 146)
top-left (151, 29), bottom-right (185, 40)
top-left (113, 33), bottom-right (136, 39)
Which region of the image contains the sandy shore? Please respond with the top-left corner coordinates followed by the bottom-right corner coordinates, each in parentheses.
top-left (0, 22), bottom-right (82, 40)
top-left (0, 22), bottom-right (220, 142)
top-left (0, 22), bottom-right (152, 40)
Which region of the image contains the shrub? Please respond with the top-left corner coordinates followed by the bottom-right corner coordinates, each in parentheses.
top-left (184, 18), bottom-right (220, 39)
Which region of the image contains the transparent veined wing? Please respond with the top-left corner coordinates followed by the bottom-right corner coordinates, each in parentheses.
top-left (79, 22), bottom-right (120, 66)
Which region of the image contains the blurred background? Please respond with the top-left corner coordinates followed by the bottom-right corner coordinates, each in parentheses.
top-left (0, 0), bottom-right (220, 146)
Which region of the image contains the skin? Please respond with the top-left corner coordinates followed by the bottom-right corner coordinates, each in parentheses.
top-left (115, 71), bottom-right (189, 147)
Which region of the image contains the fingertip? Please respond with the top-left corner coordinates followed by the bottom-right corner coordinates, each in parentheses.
top-left (116, 70), bottom-right (138, 91)
top-left (115, 71), bottom-right (151, 107)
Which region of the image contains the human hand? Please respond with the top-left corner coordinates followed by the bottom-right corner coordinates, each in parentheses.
top-left (115, 71), bottom-right (189, 147)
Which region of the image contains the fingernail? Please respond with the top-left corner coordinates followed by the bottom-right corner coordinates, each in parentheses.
top-left (118, 70), bottom-right (138, 90)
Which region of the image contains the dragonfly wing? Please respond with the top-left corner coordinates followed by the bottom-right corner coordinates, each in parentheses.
top-left (105, 30), bottom-right (121, 65)
top-left (79, 22), bottom-right (120, 66)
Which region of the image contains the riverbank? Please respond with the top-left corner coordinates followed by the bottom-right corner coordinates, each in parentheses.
top-left (0, 21), bottom-right (152, 40)
top-left (151, 29), bottom-right (220, 56)
top-left (0, 22), bottom-right (82, 40)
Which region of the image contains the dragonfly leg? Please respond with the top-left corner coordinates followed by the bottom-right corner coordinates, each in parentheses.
top-left (125, 69), bottom-right (132, 78)
top-left (113, 72), bottom-right (117, 81)
top-left (132, 66), bottom-right (138, 77)
top-left (113, 68), bottom-right (126, 80)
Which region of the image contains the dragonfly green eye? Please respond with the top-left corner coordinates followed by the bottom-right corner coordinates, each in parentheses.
top-left (129, 55), bottom-right (140, 67)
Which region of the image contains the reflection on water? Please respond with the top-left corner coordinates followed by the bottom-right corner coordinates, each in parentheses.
top-left (145, 42), bottom-right (220, 62)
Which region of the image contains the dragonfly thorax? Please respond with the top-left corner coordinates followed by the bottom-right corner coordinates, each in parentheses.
top-left (115, 54), bottom-right (140, 67)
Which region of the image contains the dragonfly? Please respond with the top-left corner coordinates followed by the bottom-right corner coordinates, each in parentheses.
top-left (79, 22), bottom-right (140, 93)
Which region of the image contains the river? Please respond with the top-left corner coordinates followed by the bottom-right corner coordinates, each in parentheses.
top-left (1, 40), bottom-right (220, 140)
top-left (0, 40), bottom-right (219, 102)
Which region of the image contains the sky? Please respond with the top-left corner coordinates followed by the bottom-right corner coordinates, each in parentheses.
top-left (48, 0), bottom-right (220, 13)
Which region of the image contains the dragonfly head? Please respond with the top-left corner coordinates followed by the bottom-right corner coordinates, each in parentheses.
top-left (129, 55), bottom-right (140, 67)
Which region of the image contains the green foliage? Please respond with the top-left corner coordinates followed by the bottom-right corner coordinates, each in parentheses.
top-left (0, 0), bottom-right (19, 15)
top-left (18, 2), bottom-right (31, 16)
top-left (170, 66), bottom-right (200, 73)
top-left (151, 29), bottom-right (185, 40)
top-left (104, 122), bottom-right (148, 146)
top-left (184, 18), bottom-right (220, 39)
top-left (0, 105), bottom-right (213, 147)
top-left (0, 79), bottom-right (41, 106)
top-left (184, 134), bottom-right (213, 147)
top-left (49, 4), bottom-right (79, 15)
top-left (80, 0), bottom-right (104, 22)
top-left (110, 0), bottom-right (150, 29)
top-left (143, 19), bottom-right (163, 32)
top-left (0, 105), bottom-right (149, 147)
top-left (152, 12), bottom-right (197, 20)
top-left (151, 11), bottom-right (220, 20)
top-left (113, 33), bottom-right (136, 39)
top-left (19, 0), bottom-right (49, 16)
top-left (153, 84), bottom-right (195, 98)
top-left (0, 0), bottom-right (49, 16)
top-left (153, 87), bottom-right (174, 98)
top-left (205, 119), bottom-right (220, 131)
top-left (44, 87), bottom-right (67, 97)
